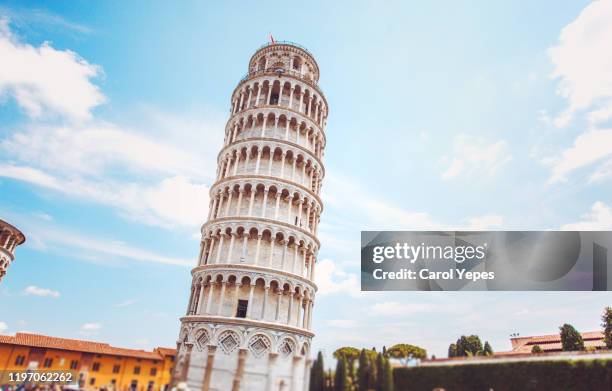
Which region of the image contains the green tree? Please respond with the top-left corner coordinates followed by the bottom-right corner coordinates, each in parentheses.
top-left (333, 347), bottom-right (360, 384)
top-left (375, 353), bottom-right (384, 391)
top-left (380, 355), bottom-right (394, 391)
top-left (448, 343), bottom-right (457, 358)
top-left (531, 345), bottom-right (543, 354)
top-left (602, 306), bottom-right (612, 349)
top-left (334, 356), bottom-right (349, 391)
top-left (387, 344), bottom-right (426, 366)
top-left (483, 341), bottom-right (494, 356)
top-left (356, 349), bottom-right (369, 391)
top-left (310, 351), bottom-right (325, 391)
top-left (455, 335), bottom-right (484, 356)
top-left (559, 323), bottom-right (585, 351)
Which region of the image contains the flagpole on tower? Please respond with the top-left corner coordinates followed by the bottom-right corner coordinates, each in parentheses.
top-left (269, 33), bottom-right (275, 44)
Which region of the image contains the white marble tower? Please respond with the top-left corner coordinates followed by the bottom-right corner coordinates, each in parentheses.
top-left (0, 219), bottom-right (26, 283)
top-left (174, 41), bottom-right (328, 391)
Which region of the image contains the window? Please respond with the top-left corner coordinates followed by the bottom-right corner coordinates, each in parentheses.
top-left (92, 362), bottom-right (100, 372)
top-left (270, 93), bottom-right (279, 105)
top-left (293, 57), bottom-right (302, 71)
top-left (134, 366), bottom-right (141, 375)
top-left (14, 355), bottom-right (26, 366)
top-left (43, 358), bottom-right (53, 368)
top-left (150, 368), bottom-right (157, 376)
top-left (89, 378), bottom-right (96, 386)
top-left (113, 364), bottom-right (121, 374)
top-left (70, 360), bottom-right (79, 370)
top-left (147, 381), bottom-right (155, 391)
top-left (236, 299), bottom-right (248, 318)
top-left (111, 379), bottom-right (117, 385)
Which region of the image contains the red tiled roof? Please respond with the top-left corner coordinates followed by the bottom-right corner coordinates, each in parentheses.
top-left (509, 331), bottom-right (605, 353)
top-left (0, 333), bottom-right (173, 360)
top-left (155, 347), bottom-right (177, 357)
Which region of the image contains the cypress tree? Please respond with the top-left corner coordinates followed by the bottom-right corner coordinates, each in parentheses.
top-left (602, 306), bottom-right (612, 349)
top-left (375, 353), bottom-right (384, 391)
top-left (381, 356), bottom-right (394, 391)
top-left (356, 349), bottom-right (369, 391)
top-left (483, 341), bottom-right (493, 356)
top-left (560, 323), bottom-right (585, 351)
top-left (310, 351), bottom-right (325, 391)
top-left (334, 356), bottom-right (349, 391)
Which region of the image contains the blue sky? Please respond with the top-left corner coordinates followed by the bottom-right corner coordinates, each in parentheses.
top-left (1, 0), bottom-right (612, 360)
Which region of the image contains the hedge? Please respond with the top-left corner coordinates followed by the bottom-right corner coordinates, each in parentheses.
top-left (393, 359), bottom-right (612, 391)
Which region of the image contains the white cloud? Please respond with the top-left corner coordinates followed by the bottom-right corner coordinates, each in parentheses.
top-left (1, 122), bottom-right (203, 178)
top-left (0, 164), bottom-right (210, 228)
top-left (0, 321), bottom-right (7, 333)
top-left (0, 164), bottom-right (62, 190)
top-left (0, 18), bottom-right (104, 121)
top-left (545, 129), bottom-right (612, 183)
top-left (114, 299), bottom-right (138, 308)
top-left (562, 201), bottom-right (612, 230)
top-left (23, 285), bottom-right (60, 298)
top-left (0, 20), bottom-right (221, 229)
top-left (370, 301), bottom-right (434, 316)
top-left (79, 322), bottom-right (102, 336)
top-left (36, 224), bottom-right (194, 266)
top-left (441, 134), bottom-right (512, 180)
top-left (465, 214), bottom-right (503, 229)
top-left (314, 258), bottom-right (360, 296)
top-left (548, 0), bottom-right (612, 127)
top-left (326, 319), bottom-right (358, 328)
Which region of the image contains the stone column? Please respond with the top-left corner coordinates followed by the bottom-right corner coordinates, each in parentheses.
top-left (224, 189), bottom-right (234, 216)
top-left (280, 241), bottom-right (287, 270)
top-left (297, 296), bottom-right (303, 328)
top-left (241, 234), bottom-right (249, 262)
top-left (254, 234), bottom-right (262, 265)
top-left (266, 353), bottom-right (278, 391)
top-left (205, 282), bottom-right (215, 314)
top-left (255, 84), bottom-right (262, 106)
top-left (291, 356), bottom-right (302, 391)
top-left (287, 291), bottom-right (294, 325)
top-left (246, 283), bottom-right (256, 318)
top-left (268, 239), bottom-right (276, 267)
top-left (246, 87), bottom-right (252, 110)
top-left (235, 189), bottom-right (244, 215)
top-left (215, 233), bottom-right (225, 263)
top-left (215, 281), bottom-right (226, 315)
top-left (261, 285), bottom-right (269, 320)
top-left (261, 189), bottom-right (269, 218)
top-left (180, 343), bottom-right (193, 383)
top-left (207, 238), bottom-right (216, 265)
top-left (275, 289), bottom-right (283, 322)
top-left (280, 152), bottom-right (287, 178)
top-left (202, 346), bottom-right (217, 391)
top-left (255, 147), bottom-right (262, 173)
top-left (231, 348), bottom-right (248, 391)
top-left (274, 192), bottom-right (281, 219)
top-left (197, 283), bottom-right (206, 314)
top-left (226, 233), bottom-right (236, 263)
top-left (248, 189), bottom-right (256, 215)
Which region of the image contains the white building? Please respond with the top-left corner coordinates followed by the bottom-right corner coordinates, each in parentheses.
top-left (0, 219), bottom-right (26, 283)
top-left (174, 41), bottom-right (328, 391)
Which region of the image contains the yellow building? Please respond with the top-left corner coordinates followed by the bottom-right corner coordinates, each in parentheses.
top-left (0, 332), bottom-right (176, 391)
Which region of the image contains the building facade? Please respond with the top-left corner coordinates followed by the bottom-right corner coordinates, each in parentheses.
top-left (174, 41), bottom-right (328, 391)
top-left (0, 332), bottom-right (176, 391)
top-left (0, 219), bottom-right (25, 283)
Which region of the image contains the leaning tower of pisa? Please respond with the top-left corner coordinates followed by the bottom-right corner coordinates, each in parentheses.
top-left (174, 41), bottom-right (327, 391)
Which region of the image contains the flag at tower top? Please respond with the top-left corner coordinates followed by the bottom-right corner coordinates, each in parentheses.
top-left (269, 33), bottom-right (275, 44)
